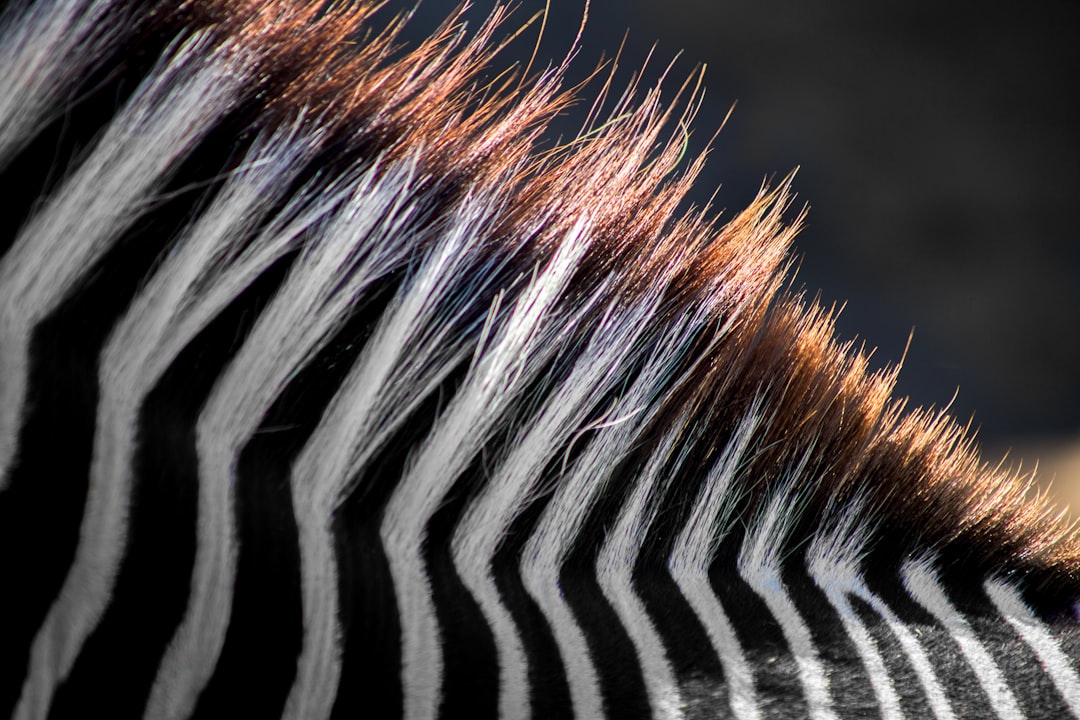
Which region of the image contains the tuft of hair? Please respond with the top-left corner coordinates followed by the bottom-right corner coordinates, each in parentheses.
top-left (1, 1), bottom-right (1077, 718)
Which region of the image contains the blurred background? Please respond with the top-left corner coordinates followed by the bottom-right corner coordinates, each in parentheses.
top-left (392, 0), bottom-right (1080, 513)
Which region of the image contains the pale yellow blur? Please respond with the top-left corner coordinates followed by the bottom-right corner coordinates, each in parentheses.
top-left (993, 436), bottom-right (1080, 521)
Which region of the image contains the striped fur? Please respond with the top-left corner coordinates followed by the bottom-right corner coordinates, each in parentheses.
top-left (1, 1), bottom-right (1078, 718)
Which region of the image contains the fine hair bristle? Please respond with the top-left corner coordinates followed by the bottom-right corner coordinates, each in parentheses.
top-left (1, 1), bottom-right (1078, 718)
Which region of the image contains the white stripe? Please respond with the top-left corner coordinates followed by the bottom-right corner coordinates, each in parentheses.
top-left (668, 408), bottom-right (761, 720)
top-left (0, 0), bottom-right (117, 163)
top-left (807, 514), bottom-right (957, 720)
top-left (806, 509), bottom-right (902, 720)
top-left (902, 558), bottom-right (1023, 719)
top-left (985, 578), bottom-right (1080, 715)
top-left (17, 126), bottom-right (321, 715)
top-left (822, 591), bottom-right (903, 720)
top-left (382, 224), bottom-right (590, 720)
top-left (596, 423), bottom-right (689, 720)
top-left (145, 157), bottom-right (424, 719)
top-left (521, 341), bottom-right (687, 719)
top-left (855, 587), bottom-right (957, 720)
top-left (450, 296), bottom-right (658, 720)
top-left (0, 30), bottom-right (238, 494)
top-left (11, 42), bottom-right (260, 720)
top-left (738, 475), bottom-right (837, 720)
top-left (284, 184), bottom-right (517, 719)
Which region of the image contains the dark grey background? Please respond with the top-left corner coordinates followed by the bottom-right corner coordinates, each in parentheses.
top-left (395, 1), bottom-right (1079, 468)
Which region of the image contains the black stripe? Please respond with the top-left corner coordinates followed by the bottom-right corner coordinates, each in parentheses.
top-left (190, 284), bottom-right (393, 718)
top-left (0, 51), bottom-right (264, 709)
top-left (331, 514), bottom-right (402, 720)
top-left (635, 564), bottom-right (732, 720)
top-left (713, 535), bottom-right (810, 720)
top-left (47, 357), bottom-right (200, 719)
top-left (785, 558), bottom-right (881, 718)
top-left (847, 594), bottom-right (935, 719)
top-left (0, 296), bottom-right (100, 716)
top-left (632, 442), bottom-right (732, 720)
top-left (497, 493), bottom-right (575, 720)
top-left (1036, 599), bottom-right (1080, 719)
top-left (50, 249), bottom-right (292, 719)
top-left (426, 468), bottom-right (499, 720)
top-left (863, 558), bottom-right (997, 720)
top-left (0, 197), bottom-right (179, 714)
top-left (189, 437), bottom-right (303, 718)
top-left (331, 380), bottom-right (453, 720)
top-left (560, 457), bottom-right (654, 720)
top-left (1033, 593), bottom-right (1080, 679)
top-left (560, 549), bottom-right (652, 719)
top-left (963, 580), bottom-right (1073, 720)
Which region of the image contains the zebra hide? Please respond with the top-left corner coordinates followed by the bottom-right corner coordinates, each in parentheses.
top-left (0, 1), bottom-right (1077, 718)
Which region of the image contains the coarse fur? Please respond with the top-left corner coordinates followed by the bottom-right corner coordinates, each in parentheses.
top-left (0, 1), bottom-right (1077, 718)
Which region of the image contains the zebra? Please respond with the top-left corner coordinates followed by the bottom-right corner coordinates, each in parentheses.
top-left (1, 0), bottom-right (1077, 718)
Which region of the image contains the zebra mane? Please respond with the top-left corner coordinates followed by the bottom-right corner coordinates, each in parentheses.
top-left (1, 1), bottom-right (1078, 717)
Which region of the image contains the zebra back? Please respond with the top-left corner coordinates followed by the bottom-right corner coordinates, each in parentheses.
top-left (0, 1), bottom-right (1077, 718)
